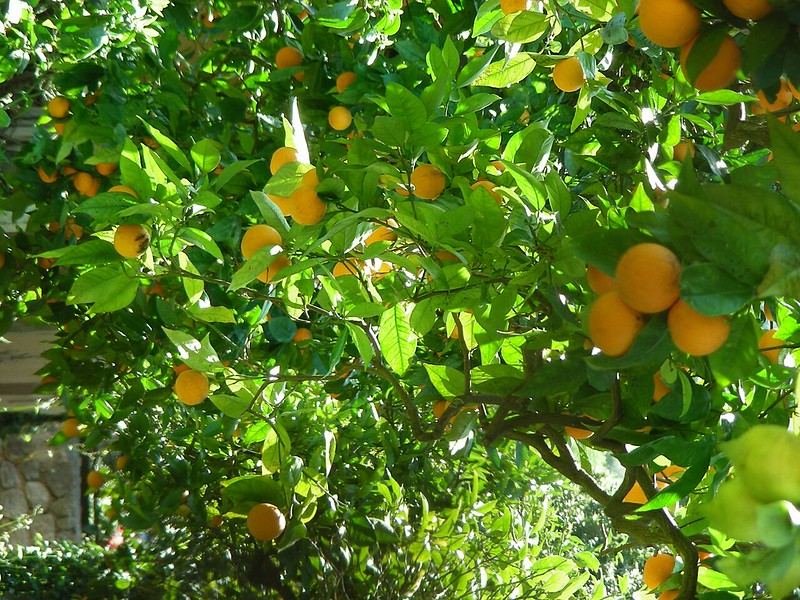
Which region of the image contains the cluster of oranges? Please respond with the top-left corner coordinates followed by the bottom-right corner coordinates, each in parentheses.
top-left (586, 242), bottom-right (730, 358)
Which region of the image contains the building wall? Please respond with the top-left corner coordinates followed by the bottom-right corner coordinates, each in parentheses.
top-left (0, 423), bottom-right (82, 545)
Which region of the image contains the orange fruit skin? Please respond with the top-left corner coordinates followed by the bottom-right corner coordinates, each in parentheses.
top-left (659, 590), bottom-right (680, 600)
top-left (587, 290), bottom-right (646, 357)
top-left (328, 106), bottom-right (353, 130)
top-left (500, 0), bottom-right (531, 14)
top-left (644, 554), bottom-right (676, 590)
top-left (257, 254), bottom-right (291, 283)
top-left (275, 46), bottom-right (302, 70)
top-left (758, 328), bottom-right (781, 363)
top-left (789, 80), bottom-right (800, 101)
top-left (655, 464), bottom-right (685, 489)
top-left (667, 299), bottom-right (730, 356)
top-left (565, 423), bottom-right (593, 440)
top-left (96, 162), bottom-right (119, 176)
top-left (673, 140), bottom-right (695, 162)
top-left (37, 165), bottom-right (58, 183)
top-left (73, 172), bottom-right (101, 197)
top-left (653, 372), bottom-right (670, 402)
top-left (108, 185), bottom-right (139, 198)
top-left (723, 0), bottom-right (773, 20)
top-left (174, 369), bottom-right (210, 405)
top-left (247, 503), bottom-right (286, 541)
top-left (87, 470), bottom-right (105, 489)
top-left (365, 226), bottom-right (397, 246)
top-left (332, 259), bottom-right (360, 278)
top-left (292, 327), bottom-right (313, 342)
top-left (470, 180), bottom-right (502, 205)
top-left (47, 97), bottom-right (71, 119)
top-left (270, 147), bottom-right (298, 175)
top-left (241, 224), bottom-right (282, 260)
top-left (62, 418), bottom-right (81, 438)
top-left (586, 264), bottom-right (616, 295)
top-left (115, 455), bottom-right (129, 471)
top-left (623, 481), bottom-right (648, 504)
top-left (552, 57), bottom-right (585, 92)
top-left (267, 193), bottom-right (294, 217)
top-left (638, 0), bottom-right (701, 48)
top-left (290, 186), bottom-right (327, 225)
top-left (615, 243), bottom-right (681, 314)
top-left (680, 34), bottom-right (741, 93)
top-left (410, 164), bottom-right (446, 200)
top-left (433, 400), bottom-right (450, 420)
top-left (336, 71), bottom-right (357, 93)
top-left (757, 80), bottom-right (793, 112)
top-left (114, 224), bottom-right (150, 258)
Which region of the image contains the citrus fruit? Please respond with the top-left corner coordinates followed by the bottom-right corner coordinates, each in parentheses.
top-left (108, 185), bottom-right (139, 198)
top-left (96, 162), bottom-right (118, 176)
top-left (667, 299), bottom-right (730, 356)
top-left (62, 418), bottom-right (81, 438)
top-left (365, 226), bottom-right (397, 246)
top-left (275, 46), bottom-right (302, 70)
top-left (241, 224), bottom-right (282, 260)
top-left (72, 172), bottom-right (100, 197)
top-left (267, 193), bottom-right (293, 216)
top-left (174, 369), bottom-right (210, 405)
top-left (293, 327), bottom-right (313, 342)
top-left (290, 186), bottom-right (327, 225)
top-left (336, 71), bottom-right (357, 93)
top-left (680, 34), bottom-right (741, 92)
top-left (757, 80), bottom-right (793, 112)
top-left (644, 554), bottom-right (676, 590)
top-left (247, 503), bottom-right (286, 541)
top-left (587, 290), bottom-right (646, 356)
top-left (655, 464), bottom-right (685, 489)
top-left (659, 590), bottom-right (680, 600)
top-left (758, 329), bottom-right (781, 363)
top-left (47, 96), bottom-right (71, 119)
top-left (638, 0), bottom-right (701, 48)
top-left (113, 224), bottom-right (150, 258)
top-left (64, 218), bottom-right (83, 240)
top-left (653, 372), bottom-right (670, 402)
top-left (433, 399), bottom-right (450, 420)
top-left (722, 0), bottom-right (773, 20)
top-left (37, 165), bottom-right (58, 183)
top-left (87, 470), bottom-right (105, 489)
top-left (470, 180), bottom-right (502, 205)
top-left (615, 243), bottom-right (681, 314)
top-left (270, 146), bottom-right (298, 175)
top-left (586, 264), bottom-right (616, 295)
top-left (115, 455), bottom-right (129, 471)
top-left (257, 253), bottom-right (291, 283)
top-left (410, 164), bottom-right (446, 200)
top-left (332, 259), bottom-right (360, 278)
top-left (565, 415), bottom-right (594, 440)
top-left (673, 140), bottom-right (695, 162)
top-left (328, 106), bottom-right (352, 130)
top-left (302, 169), bottom-right (319, 187)
top-left (623, 481), bottom-right (647, 504)
top-left (552, 57), bottom-right (585, 92)
top-left (500, 0), bottom-right (531, 14)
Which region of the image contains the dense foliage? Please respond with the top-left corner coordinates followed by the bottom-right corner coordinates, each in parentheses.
top-left (3, 0), bottom-right (800, 598)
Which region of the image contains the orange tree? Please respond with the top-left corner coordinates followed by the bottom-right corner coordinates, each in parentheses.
top-left (3, 0), bottom-right (800, 598)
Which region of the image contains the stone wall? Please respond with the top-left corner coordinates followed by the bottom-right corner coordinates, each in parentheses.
top-left (0, 423), bottom-right (82, 545)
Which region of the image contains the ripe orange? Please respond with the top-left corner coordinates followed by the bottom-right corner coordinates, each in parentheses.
top-left (267, 193), bottom-right (293, 216)
top-left (72, 172), bottom-right (100, 197)
top-left (47, 97), bottom-right (71, 119)
top-left (328, 106), bottom-right (352, 130)
top-left (643, 554), bottom-right (676, 590)
top-left (293, 327), bottom-right (313, 342)
top-left (655, 465), bottom-right (685, 489)
top-left (789, 80), bottom-right (800, 101)
top-left (290, 186), bottom-right (327, 225)
top-left (470, 180), bottom-right (502, 205)
top-left (757, 80), bottom-right (793, 112)
top-left (64, 218), bottom-right (83, 240)
top-left (722, 0), bottom-right (773, 20)
top-left (667, 299), bottom-right (730, 356)
top-left (209, 515), bottom-right (224, 528)
top-left (659, 590), bottom-right (680, 600)
top-left (433, 399), bottom-right (450, 420)
top-left (638, 0), bottom-right (701, 48)
top-left (37, 165), bottom-right (58, 183)
top-left (586, 264), bottom-right (616, 295)
top-left (653, 372), bottom-right (670, 402)
top-left (410, 164), bottom-right (446, 200)
top-left (332, 259), bottom-right (360, 278)
top-left (108, 185), bottom-right (139, 198)
top-left (565, 415), bottom-right (594, 440)
top-left (680, 34), bottom-right (741, 92)
top-left (247, 503), bottom-right (286, 541)
top-left (257, 253), bottom-right (291, 283)
top-left (174, 369), bottom-right (210, 405)
top-left (62, 418), bottom-right (81, 438)
top-left (673, 140), bottom-right (695, 162)
top-left (115, 455), bottom-right (129, 471)
top-left (96, 162), bottom-right (119, 176)
top-left (302, 169), bottom-right (319, 187)
top-left (114, 224), bottom-right (150, 258)
top-left (500, 0), bottom-right (531, 14)
top-left (87, 470), bottom-right (105, 489)
top-left (552, 57), bottom-right (585, 92)
top-left (275, 46), bottom-right (302, 70)
top-left (270, 146), bottom-right (298, 175)
top-left (336, 71), bottom-right (357, 93)
top-left (758, 328), bottom-right (781, 363)
top-left (53, 121), bottom-right (67, 135)
top-left (241, 224), bottom-right (282, 260)
top-left (365, 226), bottom-right (397, 246)
top-left (587, 290), bottom-right (646, 356)
top-left (615, 243), bottom-right (681, 314)
top-left (623, 481), bottom-right (648, 504)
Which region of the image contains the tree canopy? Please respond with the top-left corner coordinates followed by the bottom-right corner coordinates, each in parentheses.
top-left (2, 0), bottom-right (800, 598)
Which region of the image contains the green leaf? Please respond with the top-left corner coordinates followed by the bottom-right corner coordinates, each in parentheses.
top-left (187, 305), bottom-right (236, 323)
top-left (177, 252), bottom-right (203, 304)
top-left (191, 138), bottom-right (221, 173)
top-left (345, 322), bottom-right (375, 366)
top-left (681, 263), bottom-right (755, 316)
top-left (212, 159), bottom-right (261, 191)
top-left (68, 267), bottom-right (139, 313)
top-left (456, 47), bottom-right (498, 88)
top-left (261, 421), bottom-right (292, 475)
top-left (220, 475), bottom-right (286, 510)
top-left (250, 191), bottom-right (291, 234)
top-left (228, 246), bottom-right (283, 291)
top-left (491, 11), bottom-right (549, 44)
top-left (424, 364), bottom-right (466, 398)
top-left (37, 240), bottom-right (120, 266)
top-left (162, 328), bottom-right (221, 371)
top-left (769, 117), bottom-right (800, 204)
top-left (385, 82), bottom-right (427, 132)
top-left (179, 227), bottom-right (224, 260)
top-left (210, 394), bottom-right (249, 418)
top-left (472, 53), bottom-right (536, 88)
top-left (378, 303), bottom-right (416, 376)
top-left (138, 117), bottom-right (192, 172)
top-left (454, 92), bottom-right (501, 115)
top-left (760, 243), bottom-right (800, 297)
top-left (119, 138), bottom-right (152, 200)
top-left (74, 192), bottom-right (137, 221)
